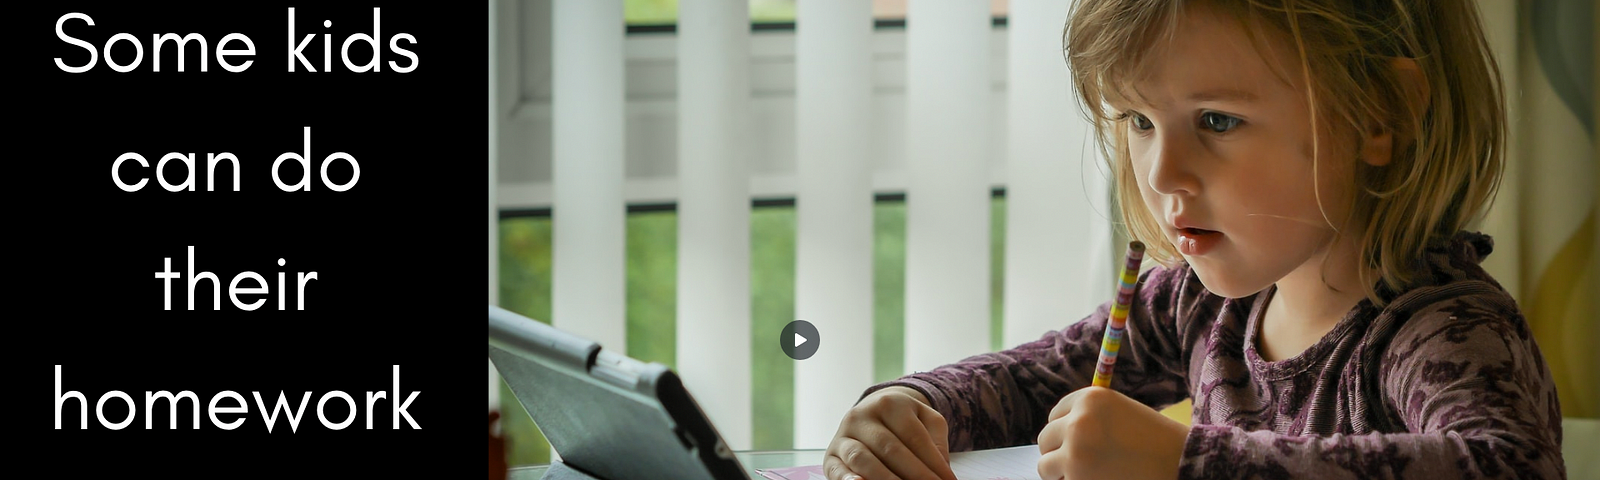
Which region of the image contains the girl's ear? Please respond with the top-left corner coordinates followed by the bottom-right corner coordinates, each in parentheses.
top-left (1389, 57), bottom-right (1432, 121)
top-left (1360, 121), bottom-right (1395, 167)
top-left (1362, 57), bottom-right (1431, 167)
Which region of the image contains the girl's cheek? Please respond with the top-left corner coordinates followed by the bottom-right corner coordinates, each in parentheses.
top-left (1128, 145), bottom-right (1151, 185)
top-left (1131, 158), bottom-right (1158, 197)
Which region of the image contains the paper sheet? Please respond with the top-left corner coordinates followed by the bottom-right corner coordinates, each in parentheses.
top-left (757, 445), bottom-right (1042, 480)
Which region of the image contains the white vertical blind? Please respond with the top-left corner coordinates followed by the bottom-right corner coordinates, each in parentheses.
top-left (1003, 0), bottom-right (1112, 347)
top-left (502, 1), bottom-right (1133, 453)
top-left (904, 1), bottom-right (994, 375)
top-left (793, 0), bottom-right (875, 449)
top-left (488, 0), bottom-right (501, 413)
top-left (676, 0), bottom-right (754, 451)
top-left (551, 0), bottom-right (626, 351)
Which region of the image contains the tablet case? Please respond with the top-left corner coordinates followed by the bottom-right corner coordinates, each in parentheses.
top-left (489, 306), bottom-right (750, 480)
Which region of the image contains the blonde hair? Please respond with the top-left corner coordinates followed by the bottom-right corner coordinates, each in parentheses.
top-left (1065, 0), bottom-right (1506, 304)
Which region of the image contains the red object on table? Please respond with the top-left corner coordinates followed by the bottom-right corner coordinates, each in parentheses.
top-left (489, 411), bottom-right (507, 480)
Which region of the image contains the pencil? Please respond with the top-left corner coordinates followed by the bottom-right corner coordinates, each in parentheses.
top-left (1092, 241), bottom-right (1145, 388)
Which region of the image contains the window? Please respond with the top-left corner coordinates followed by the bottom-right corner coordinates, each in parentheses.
top-left (622, 0), bottom-right (1012, 26)
top-left (495, 195), bottom-right (1007, 466)
top-left (625, 0), bottom-right (798, 26)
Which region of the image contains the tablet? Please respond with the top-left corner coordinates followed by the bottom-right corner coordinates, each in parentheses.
top-left (488, 306), bottom-right (750, 480)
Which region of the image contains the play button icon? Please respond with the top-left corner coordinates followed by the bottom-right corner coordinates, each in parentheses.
top-left (782, 320), bottom-right (819, 360)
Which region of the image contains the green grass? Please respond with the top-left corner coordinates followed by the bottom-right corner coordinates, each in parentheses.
top-left (873, 203), bottom-right (906, 383)
top-left (496, 217), bottom-right (553, 466)
top-left (625, 0), bottom-right (798, 25)
top-left (749, 207), bottom-right (796, 449)
top-left (626, 212), bottom-right (679, 369)
top-left (624, 0), bottom-right (678, 25)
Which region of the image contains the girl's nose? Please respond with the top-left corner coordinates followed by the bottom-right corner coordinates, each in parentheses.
top-left (1146, 133), bottom-right (1202, 196)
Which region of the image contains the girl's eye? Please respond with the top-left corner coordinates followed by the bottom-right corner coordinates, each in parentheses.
top-left (1200, 112), bottom-right (1241, 133)
top-left (1129, 112), bottom-right (1154, 131)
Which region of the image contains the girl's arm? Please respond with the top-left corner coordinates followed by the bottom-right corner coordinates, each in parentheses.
top-left (859, 264), bottom-right (1211, 451)
top-left (1177, 293), bottom-right (1565, 480)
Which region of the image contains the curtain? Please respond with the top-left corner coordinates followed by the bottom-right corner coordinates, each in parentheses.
top-left (1479, 0), bottom-right (1598, 420)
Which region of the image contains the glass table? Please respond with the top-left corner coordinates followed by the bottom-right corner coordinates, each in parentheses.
top-left (508, 450), bottom-right (827, 480)
top-left (507, 418), bottom-right (1600, 479)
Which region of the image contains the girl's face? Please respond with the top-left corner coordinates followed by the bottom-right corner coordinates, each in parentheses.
top-left (1117, 6), bottom-right (1365, 298)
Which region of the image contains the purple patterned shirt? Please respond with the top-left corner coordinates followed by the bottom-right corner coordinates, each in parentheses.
top-left (865, 231), bottom-right (1565, 479)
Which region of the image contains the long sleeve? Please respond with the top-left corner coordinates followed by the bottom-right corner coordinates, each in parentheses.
top-left (1175, 291), bottom-right (1565, 479)
top-left (860, 265), bottom-right (1212, 451)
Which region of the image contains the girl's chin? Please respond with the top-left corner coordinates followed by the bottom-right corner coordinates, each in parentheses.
top-left (1187, 261), bottom-right (1271, 299)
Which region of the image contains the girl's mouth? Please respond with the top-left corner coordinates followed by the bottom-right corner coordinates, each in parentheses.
top-left (1176, 227), bottom-right (1221, 255)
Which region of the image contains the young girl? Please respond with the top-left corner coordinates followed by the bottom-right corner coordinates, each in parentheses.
top-left (824, 1), bottom-right (1563, 479)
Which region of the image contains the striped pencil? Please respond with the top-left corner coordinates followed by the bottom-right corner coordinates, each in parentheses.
top-left (1092, 241), bottom-right (1145, 388)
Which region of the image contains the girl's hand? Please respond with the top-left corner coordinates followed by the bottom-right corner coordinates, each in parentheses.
top-left (824, 386), bottom-right (959, 480)
top-left (1036, 386), bottom-right (1189, 480)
